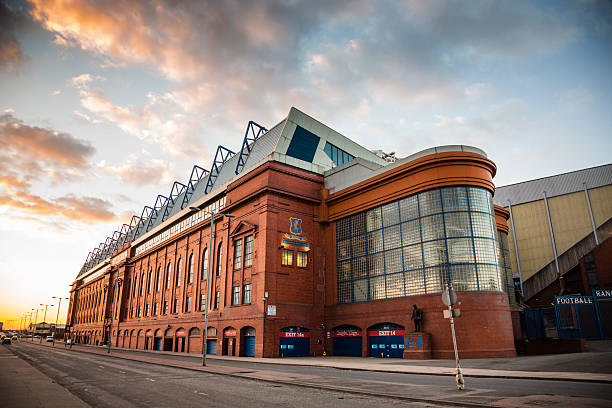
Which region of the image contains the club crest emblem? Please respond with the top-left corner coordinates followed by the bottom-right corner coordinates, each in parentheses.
top-left (290, 218), bottom-right (302, 235)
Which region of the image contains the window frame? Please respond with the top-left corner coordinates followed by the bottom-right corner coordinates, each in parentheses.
top-left (296, 251), bottom-right (308, 268)
top-left (244, 235), bottom-right (253, 267)
top-left (281, 249), bottom-right (293, 266)
top-left (243, 284), bottom-right (251, 304)
top-left (233, 239), bottom-right (243, 270)
top-left (232, 286), bottom-right (240, 305)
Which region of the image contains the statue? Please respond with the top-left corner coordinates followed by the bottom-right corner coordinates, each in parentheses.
top-left (411, 304), bottom-right (423, 332)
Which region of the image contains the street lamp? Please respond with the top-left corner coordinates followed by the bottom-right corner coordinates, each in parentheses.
top-left (107, 267), bottom-right (128, 354)
top-left (32, 307), bottom-right (42, 342)
top-left (39, 304), bottom-right (54, 343)
top-left (52, 296), bottom-right (69, 346)
top-left (190, 207), bottom-right (234, 367)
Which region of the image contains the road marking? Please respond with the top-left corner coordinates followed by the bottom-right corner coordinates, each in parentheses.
top-left (146, 378), bottom-right (155, 382)
top-left (120, 371), bottom-right (126, 374)
top-left (99, 365), bottom-right (104, 368)
top-left (198, 392), bottom-right (208, 396)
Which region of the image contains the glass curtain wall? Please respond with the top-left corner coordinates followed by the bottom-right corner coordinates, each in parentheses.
top-left (336, 186), bottom-right (504, 304)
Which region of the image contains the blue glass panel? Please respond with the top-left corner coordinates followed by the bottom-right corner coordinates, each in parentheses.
top-left (286, 126), bottom-right (320, 163)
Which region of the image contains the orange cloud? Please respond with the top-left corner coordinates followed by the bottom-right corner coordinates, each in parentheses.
top-left (0, 112), bottom-right (95, 172)
top-left (0, 189), bottom-right (118, 224)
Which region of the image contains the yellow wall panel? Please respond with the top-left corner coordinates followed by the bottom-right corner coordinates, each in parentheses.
top-left (548, 191), bottom-right (591, 256)
top-left (587, 185), bottom-right (612, 228)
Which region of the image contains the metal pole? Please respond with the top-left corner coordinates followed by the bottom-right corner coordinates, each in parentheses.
top-left (447, 282), bottom-right (464, 390)
top-left (543, 191), bottom-right (563, 293)
top-left (32, 309), bottom-right (40, 342)
top-left (507, 200), bottom-right (524, 297)
top-left (202, 211), bottom-right (216, 366)
top-left (40, 304), bottom-right (53, 343)
top-left (108, 276), bottom-right (122, 353)
top-left (583, 183), bottom-right (599, 246)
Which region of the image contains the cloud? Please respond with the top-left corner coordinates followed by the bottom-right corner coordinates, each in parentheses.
top-left (0, 1), bottom-right (29, 74)
top-left (0, 112), bottom-right (95, 182)
top-left (70, 73), bottom-right (208, 158)
top-left (0, 189), bottom-right (118, 224)
top-left (97, 156), bottom-right (175, 185)
top-left (28, 0), bottom-right (581, 150)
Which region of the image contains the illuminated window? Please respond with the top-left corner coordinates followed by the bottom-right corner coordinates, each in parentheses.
top-left (281, 249), bottom-right (293, 266)
top-left (297, 251), bottom-right (308, 268)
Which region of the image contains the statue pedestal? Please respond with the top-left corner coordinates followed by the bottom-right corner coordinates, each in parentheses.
top-left (403, 332), bottom-right (431, 360)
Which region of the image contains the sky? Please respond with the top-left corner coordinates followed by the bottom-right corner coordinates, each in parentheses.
top-left (1, 0), bottom-right (611, 328)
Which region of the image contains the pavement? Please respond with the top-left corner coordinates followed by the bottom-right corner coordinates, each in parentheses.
top-left (3, 339), bottom-right (612, 407)
top-left (0, 344), bottom-right (88, 408)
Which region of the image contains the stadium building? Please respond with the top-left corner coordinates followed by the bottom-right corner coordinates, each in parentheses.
top-left (66, 107), bottom-right (516, 358)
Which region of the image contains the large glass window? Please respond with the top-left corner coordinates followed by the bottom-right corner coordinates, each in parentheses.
top-left (297, 251), bottom-right (308, 268)
top-left (175, 258), bottom-right (182, 287)
top-left (232, 286), bottom-right (240, 305)
top-left (244, 236), bottom-right (253, 267)
top-left (234, 239), bottom-right (243, 270)
top-left (156, 266), bottom-right (162, 292)
top-left (216, 243), bottom-right (223, 277)
top-left (165, 263), bottom-right (171, 289)
top-left (336, 186), bottom-right (503, 304)
top-left (187, 254), bottom-right (194, 284)
top-left (201, 248), bottom-right (208, 280)
top-left (243, 284), bottom-right (251, 304)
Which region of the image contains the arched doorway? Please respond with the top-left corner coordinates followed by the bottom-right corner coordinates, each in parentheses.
top-left (188, 327), bottom-right (201, 353)
top-left (153, 329), bottom-right (162, 351)
top-left (331, 325), bottom-right (363, 357)
top-left (137, 329), bottom-right (144, 349)
top-left (368, 323), bottom-right (405, 358)
top-left (122, 330), bottom-right (128, 348)
top-left (241, 327), bottom-right (256, 357)
top-left (206, 327), bottom-right (217, 355)
top-left (145, 329), bottom-right (153, 350)
top-left (174, 327), bottom-right (186, 352)
top-left (163, 328), bottom-right (173, 351)
top-left (129, 329), bottom-right (136, 348)
top-left (279, 327), bottom-right (310, 357)
top-left (222, 327), bottom-right (236, 356)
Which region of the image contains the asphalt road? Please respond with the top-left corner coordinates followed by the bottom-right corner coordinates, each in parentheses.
top-left (9, 342), bottom-right (612, 408)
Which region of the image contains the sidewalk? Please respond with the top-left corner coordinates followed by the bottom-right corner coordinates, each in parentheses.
top-left (29, 339), bottom-right (612, 383)
top-left (0, 345), bottom-right (88, 408)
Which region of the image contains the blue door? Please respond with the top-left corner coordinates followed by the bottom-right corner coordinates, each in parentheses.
top-left (206, 339), bottom-right (217, 355)
top-left (368, 325), bottom-right (405, 358)
top-left (279, 336), bottom-right (309, 357)
top-left (154, 337), bottom-right (162, 351)
top-left (243, 336), bottom-right (255, 357)
top-left (331, 327), bottom-right (363, 357)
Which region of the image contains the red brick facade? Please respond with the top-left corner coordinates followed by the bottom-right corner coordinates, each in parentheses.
top-left (67, 152), bottom-right (516, 359)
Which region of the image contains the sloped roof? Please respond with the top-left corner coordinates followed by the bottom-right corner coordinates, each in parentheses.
top-left (494, 163), bottom-right (612, 206)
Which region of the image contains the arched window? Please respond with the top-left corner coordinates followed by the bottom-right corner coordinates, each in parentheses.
top-left (148, 269), bottom-right (153, 293)
top-left (156, 266), bottom-right (162, 292)
top-left (187, 254), bottom-right (194, 284)
top-left (176, 258), bottom-right (182, 287)
top-left (201, 248), bottom-right (208, 280)
top-left (216, 242), bottom-right (223, 277)
top-left (166, 262), bottom-right (171, 289)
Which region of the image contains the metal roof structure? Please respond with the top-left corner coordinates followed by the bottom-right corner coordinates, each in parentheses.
top-left (494, 163), bottom-right (612, 206)
top-left (76, 107), bottom-right (388, 279)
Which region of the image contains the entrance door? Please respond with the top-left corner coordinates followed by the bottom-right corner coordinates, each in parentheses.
top-left (154, 337), bottom-right (162, 351)
top-left (368, 323), bottom-right (405, 358)
top-left (206, 339), bottom-right (217, 355)
top-left (331, 326), bottom-right (362, 357)
top-left (243, 336), bottom-right (255, 357)
top-left (279, 327), bottom-right (310, 357)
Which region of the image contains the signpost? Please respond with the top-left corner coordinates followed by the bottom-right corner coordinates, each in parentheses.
top-left (442, 283), bottom-right (464, 390)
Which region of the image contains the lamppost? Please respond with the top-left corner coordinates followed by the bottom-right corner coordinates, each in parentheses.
top-left (52, 296), bottom-right (69, 346)
top-left (32, 307), bottom-right (42, 342)
top-left (107, 273), bottom-right (125, 354)
top-left (39, 303), bottom-right (54, 343)
top-left (189, 207), bottom-right (234, 367)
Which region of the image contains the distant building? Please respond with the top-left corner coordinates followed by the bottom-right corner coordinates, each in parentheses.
top-left (494, 164), bottom-right (612, 305)
top-left (67, 107), bottom-right (516, 358)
